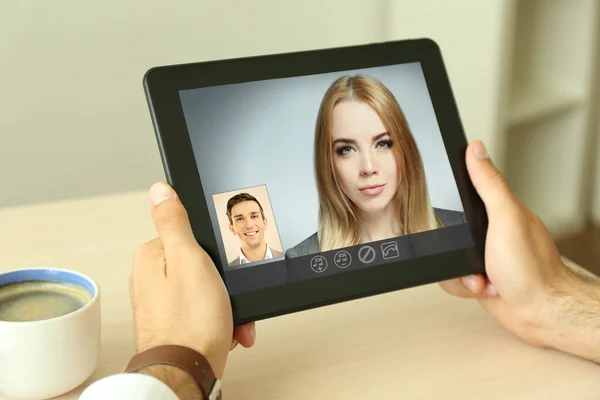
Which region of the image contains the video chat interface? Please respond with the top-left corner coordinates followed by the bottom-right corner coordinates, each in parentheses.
top-left (178, 62), bottom-right (475, 295)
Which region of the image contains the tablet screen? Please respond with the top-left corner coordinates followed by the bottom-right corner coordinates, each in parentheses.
top-left (178, 62), bottom-right (474, 296)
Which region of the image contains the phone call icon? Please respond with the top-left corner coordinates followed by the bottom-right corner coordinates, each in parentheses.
top-left (381, 242), bottom-right (399, 259)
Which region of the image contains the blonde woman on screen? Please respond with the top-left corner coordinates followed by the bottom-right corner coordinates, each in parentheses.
top-left (285, 75), bottom-right (465, 258)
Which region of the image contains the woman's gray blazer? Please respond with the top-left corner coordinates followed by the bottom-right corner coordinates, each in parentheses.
top-left (285, 208), bottom-right (466, 259)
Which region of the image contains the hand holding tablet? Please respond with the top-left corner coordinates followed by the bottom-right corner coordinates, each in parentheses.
top-left (143, 39), bottom-right (488, 324)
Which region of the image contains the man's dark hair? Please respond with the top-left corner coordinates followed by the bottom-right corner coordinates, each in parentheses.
top-left (226, 192), bottom-right (265, 225)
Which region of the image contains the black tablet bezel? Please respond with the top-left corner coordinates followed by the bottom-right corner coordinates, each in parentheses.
top-left (143, 38), bottom-right (488, 325)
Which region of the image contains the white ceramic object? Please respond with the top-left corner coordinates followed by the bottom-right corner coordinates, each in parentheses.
top-left (0, 267), bottom-right (101, 399)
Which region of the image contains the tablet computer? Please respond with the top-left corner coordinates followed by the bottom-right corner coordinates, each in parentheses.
top-left (143, 38), bottom-right (488, 325)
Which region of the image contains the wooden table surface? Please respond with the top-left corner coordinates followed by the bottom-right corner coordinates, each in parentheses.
top-left (1, 191), bottom-right (599, 399)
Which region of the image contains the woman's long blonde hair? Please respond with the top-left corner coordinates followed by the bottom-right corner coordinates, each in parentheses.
top-left (314, 74), bottom-right (442, 252)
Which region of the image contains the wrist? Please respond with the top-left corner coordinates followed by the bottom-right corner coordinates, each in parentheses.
top-left (529, 266), bottom-right (600, 363)
top-left (136, 338), bottom-right (226, 378)
top-left (138, 364), bottom-right (204, 400)
top-left (125, 344), bottom-right (222, 399)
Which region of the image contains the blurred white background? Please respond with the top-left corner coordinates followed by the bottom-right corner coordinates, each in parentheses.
top-left (2, 0), bottom-right (599, 242)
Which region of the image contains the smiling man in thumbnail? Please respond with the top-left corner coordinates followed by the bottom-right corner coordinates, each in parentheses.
top-left (226, 192), bottom-right (283, 267)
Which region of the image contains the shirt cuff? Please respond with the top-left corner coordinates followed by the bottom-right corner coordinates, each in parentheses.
top-left (79, 373), bottom-right (179, 400)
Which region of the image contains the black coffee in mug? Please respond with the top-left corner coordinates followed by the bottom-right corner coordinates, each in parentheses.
top-left (0, 280), bottom-right (92, 322)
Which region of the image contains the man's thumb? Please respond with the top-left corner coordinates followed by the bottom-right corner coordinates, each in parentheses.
top-left (149, 182), bottom-right (196, 251)
top-left (466, 140), bottom-right (513, 211)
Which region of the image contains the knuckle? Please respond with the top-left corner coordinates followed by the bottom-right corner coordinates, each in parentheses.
top-left (153, 201), bottom-right (188, 228)
top-left (135, 238), bottom-right (155, 257)
top-left (487, 168), bottom-right (507, 187)
top-left (134, 238), bottom-right (163, 264)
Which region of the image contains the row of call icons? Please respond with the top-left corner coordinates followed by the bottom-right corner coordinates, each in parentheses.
top-left (309, 241), bottom-right (400, 273)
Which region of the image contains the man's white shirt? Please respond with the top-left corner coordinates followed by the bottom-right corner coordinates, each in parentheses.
top-left (239, 243), bottom-right (273, 264)
top-left (79, 373), bottom-right (179, 399)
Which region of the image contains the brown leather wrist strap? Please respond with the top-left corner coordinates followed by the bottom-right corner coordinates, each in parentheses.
top-left (123, 345), bottom-right (221, 400)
